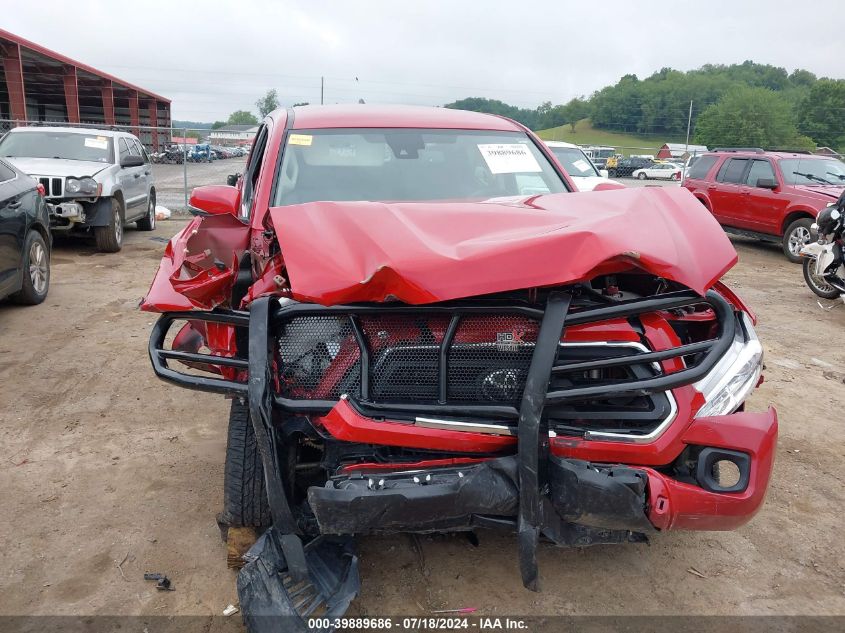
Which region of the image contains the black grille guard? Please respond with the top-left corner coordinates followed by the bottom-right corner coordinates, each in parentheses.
top-left (149, 288), bottom-right (737, 415)
top-left (149, 289), bottom-right (738, 592)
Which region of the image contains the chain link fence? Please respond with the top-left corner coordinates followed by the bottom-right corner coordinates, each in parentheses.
top-left (0, 119), bottom-right (247, 212)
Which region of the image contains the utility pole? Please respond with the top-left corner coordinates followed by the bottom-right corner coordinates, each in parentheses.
top-left (320, 76), bottom-right (324, 105)
top-left (684, 100), bottom-right (693, 154)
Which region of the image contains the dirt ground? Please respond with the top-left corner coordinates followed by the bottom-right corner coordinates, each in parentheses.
top-left (1, 219), bottom-right (844, 621)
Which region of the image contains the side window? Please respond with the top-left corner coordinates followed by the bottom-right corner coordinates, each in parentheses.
top-left (745, 160), bottom-right (775, 187)
top-left (240, 125), bottom-right (269, 219)
top-left (128, 139), bottom-right (141, 156)
top-left (688, 155), bottom-right (717, 180)
top-left (716, 158), bottom-right (748, 184)
top-left (118, 138), bottom-right (131, 161)
top-left (0, 161), bottom-right (16, 182)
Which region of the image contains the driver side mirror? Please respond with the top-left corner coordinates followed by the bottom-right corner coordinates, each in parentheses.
top-left (120, 155), bottom-right (144, 168)
top-left (756, 178), bottom-right (778, 189)
top-left (188, 185), bottom-right (241, 217)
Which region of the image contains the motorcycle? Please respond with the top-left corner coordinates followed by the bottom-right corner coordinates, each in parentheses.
top-left (800, 193), bottom-right (845, 302)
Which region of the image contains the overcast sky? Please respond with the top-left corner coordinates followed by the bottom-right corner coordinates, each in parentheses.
top-left (5, 0), bottom-right (845, 122)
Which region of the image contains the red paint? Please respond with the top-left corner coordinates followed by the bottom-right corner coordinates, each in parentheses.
top-left (316, 399), bottom-right (515, 453)
top-left (62, 66), bottom-right (80, 124)
top-left (189, 185), bottom-right (241, 216)
top-left (684, 149), bottom-right (843, 239)
top-left (0, 28), bottom-right (169, 104)
top-left (290, 104), bottom-right (524, 132)
top-left (643, 407), bottom-right (778, 530)
top-left (1, 43), bottom-right (26, 122)
top-left (140, 213), bottom-right (250, 312)
top-left (338, 457), bottom-right (486, 474)
top-left (268, 186), bottom-right (736, 307)
top-left (101, 80), bottom-right (115, 126)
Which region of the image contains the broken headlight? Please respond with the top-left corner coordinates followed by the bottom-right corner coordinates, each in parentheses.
top-left (694, 312), bottom-right (763, 418)
top-left (65, 177), bottom-right (98, 195)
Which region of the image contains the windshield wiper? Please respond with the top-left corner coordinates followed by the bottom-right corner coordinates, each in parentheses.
top-left (793, 171), bottom-right (833, 185)
top-left (826, 171), bottom-right (845, 182)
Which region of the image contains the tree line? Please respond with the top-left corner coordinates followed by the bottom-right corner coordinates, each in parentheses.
top-left (445, 61), bottom-right (845, 151)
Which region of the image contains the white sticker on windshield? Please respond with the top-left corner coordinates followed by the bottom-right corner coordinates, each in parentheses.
top-left (477, 143), bottom-right (542, 174)
top-left (572, 159), bottom-right (591, 173)
top-left (84, 137), bottom-right (108, 150)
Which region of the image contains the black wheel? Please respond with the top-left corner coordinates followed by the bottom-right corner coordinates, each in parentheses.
top-left (782, 218), bottom-right (814, 263)
top-left (220, 399), bottom-right (271, 529)
top-left (94, 198), bottom-right (124, 253)
top-left (11, 230), bottom-right (49, 305)
top-left (136, 190), bottom-right (156, 231)
top-left (803, 257), bottom-right (841, 299)
top-left (638, 172), bottom-right (647, 180)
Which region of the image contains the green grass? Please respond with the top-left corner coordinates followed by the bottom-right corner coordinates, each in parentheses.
top-left (535, 119), bottom-right (676, 156)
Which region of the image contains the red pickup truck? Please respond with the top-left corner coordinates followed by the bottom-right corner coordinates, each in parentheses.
top-left (682, 148), bottom-right (845, 261)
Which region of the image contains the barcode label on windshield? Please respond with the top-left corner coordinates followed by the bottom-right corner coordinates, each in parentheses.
top-left (477, 143), bottom-right (542, 174)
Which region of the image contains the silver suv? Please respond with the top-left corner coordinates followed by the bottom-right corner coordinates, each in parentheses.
top-left (0, 126), bottom-right (157, 252)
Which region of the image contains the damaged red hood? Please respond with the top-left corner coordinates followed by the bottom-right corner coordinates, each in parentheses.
top-left (268, 187), bottom-right (737, 305)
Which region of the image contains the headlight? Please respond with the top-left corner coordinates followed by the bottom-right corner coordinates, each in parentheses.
top-left (694, 312), bottom-right (763, 418)
top-left (65, 177), bottom-right (81, 194)
top-left (65, 177), bottom-right (98, 195)
top-left (79, 177), bottom-right (98, 194)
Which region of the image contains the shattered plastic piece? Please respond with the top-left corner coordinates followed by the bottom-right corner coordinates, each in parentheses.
top-left (223, 604), bottom-right (239, 616)
top-left (143, 572), bottom-right (173, 591)
top-left (237, 529), bottom-right (359, 633)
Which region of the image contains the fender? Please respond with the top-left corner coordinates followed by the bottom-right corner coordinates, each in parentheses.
top-left (86, 194), bottom-right (122, 227)
top-left (800, 241), bottom-right (835, 276)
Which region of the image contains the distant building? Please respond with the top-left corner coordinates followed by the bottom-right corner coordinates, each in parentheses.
top-left (208, 125), bottom-right (258, 146)
top-left (657, 143), bottom-right (709, 160)
top-left (815, 146), bottom-right (843, 159)
top-left (0, 28), bottom-right (171, 149)
top-left (171, 136), bottom-right (198, 145)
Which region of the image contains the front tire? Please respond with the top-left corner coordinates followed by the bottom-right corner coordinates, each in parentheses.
top-left (638, 172), bottom-right (647, 180)
top-left (220, 399), bottom-right (271, 529)
top-left (94, 198), bottom-right (124, 253)
top-left (11, 230), bottom-right (50, 305)
top-left (782, 218), bottom-right (813, 263)
top-left (136, 190), bottom-right (156, 231)
top-left (803, 257), bottom-right (841, 299)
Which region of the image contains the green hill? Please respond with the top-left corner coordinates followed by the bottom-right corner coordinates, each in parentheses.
top-left (535, 119), bottom-right (676, 155)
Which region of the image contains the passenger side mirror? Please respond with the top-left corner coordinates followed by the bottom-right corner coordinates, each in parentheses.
top-left (188, 185), bottom-right (241, 217)
top-left (120, 155), bottom-right (144, 168)
top-left (756, 178), bottom-right (778, 189)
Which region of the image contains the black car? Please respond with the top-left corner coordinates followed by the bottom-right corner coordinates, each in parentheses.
top-left (609, 157), bottom-right (656, 178)
top-left (0, 158), bottom-right (51, 304)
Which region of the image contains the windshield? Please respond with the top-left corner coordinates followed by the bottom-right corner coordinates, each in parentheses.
top-left (273, 129), bottom-right (567, 206)
top-left (0, 131), bottom-right (114, 163)
top-left (549, 146), bottom-right (600, 178)
top-left (779, 157), bottom-right (845, 186)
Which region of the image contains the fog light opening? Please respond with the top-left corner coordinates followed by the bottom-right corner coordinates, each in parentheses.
top-left (712, 459), bottom-right (741, 489)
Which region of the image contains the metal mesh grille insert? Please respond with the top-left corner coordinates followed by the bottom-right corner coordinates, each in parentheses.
top-left (277, 315), bottom-right (360, 399)
top-left (360, 315), bottom-right (451, 402)
top-left (447, 315), bottom-right (538, 405)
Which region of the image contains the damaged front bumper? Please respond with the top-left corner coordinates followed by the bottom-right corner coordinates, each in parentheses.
top-left (148, 290), bottom-right (777, 627)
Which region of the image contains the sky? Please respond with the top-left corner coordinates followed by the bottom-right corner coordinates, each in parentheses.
top-left (5, 0), bottom-right (845, 122)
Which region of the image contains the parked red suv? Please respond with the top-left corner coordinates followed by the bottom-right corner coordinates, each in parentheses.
top-left (142, 106), bottom-right (774, 629)
top-left (683, 148), bottom-right (845, 262)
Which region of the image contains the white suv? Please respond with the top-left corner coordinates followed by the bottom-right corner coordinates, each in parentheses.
top-left (0, 126), bottom-right (157, 252)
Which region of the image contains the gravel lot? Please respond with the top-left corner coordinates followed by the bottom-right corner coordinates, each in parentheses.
top-left (1, 216), bottom-right (843, 620)
top-left (152, 158), bottom-right (247, 210)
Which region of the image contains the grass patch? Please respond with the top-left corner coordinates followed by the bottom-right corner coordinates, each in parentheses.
top-left (535, 119), bottom-right (682, 155)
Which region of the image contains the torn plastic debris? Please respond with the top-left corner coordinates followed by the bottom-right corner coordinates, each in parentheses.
top-left (237, 528), bottom-right (359, 633)
top-left (155, 205), bottom-right (172, 220)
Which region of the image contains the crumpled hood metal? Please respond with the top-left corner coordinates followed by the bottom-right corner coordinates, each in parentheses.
top-left (269, 186), bottom-right (737, 305)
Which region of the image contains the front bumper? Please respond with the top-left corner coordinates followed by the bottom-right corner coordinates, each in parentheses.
top-left (310, 400), bottom-right (778, 535)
